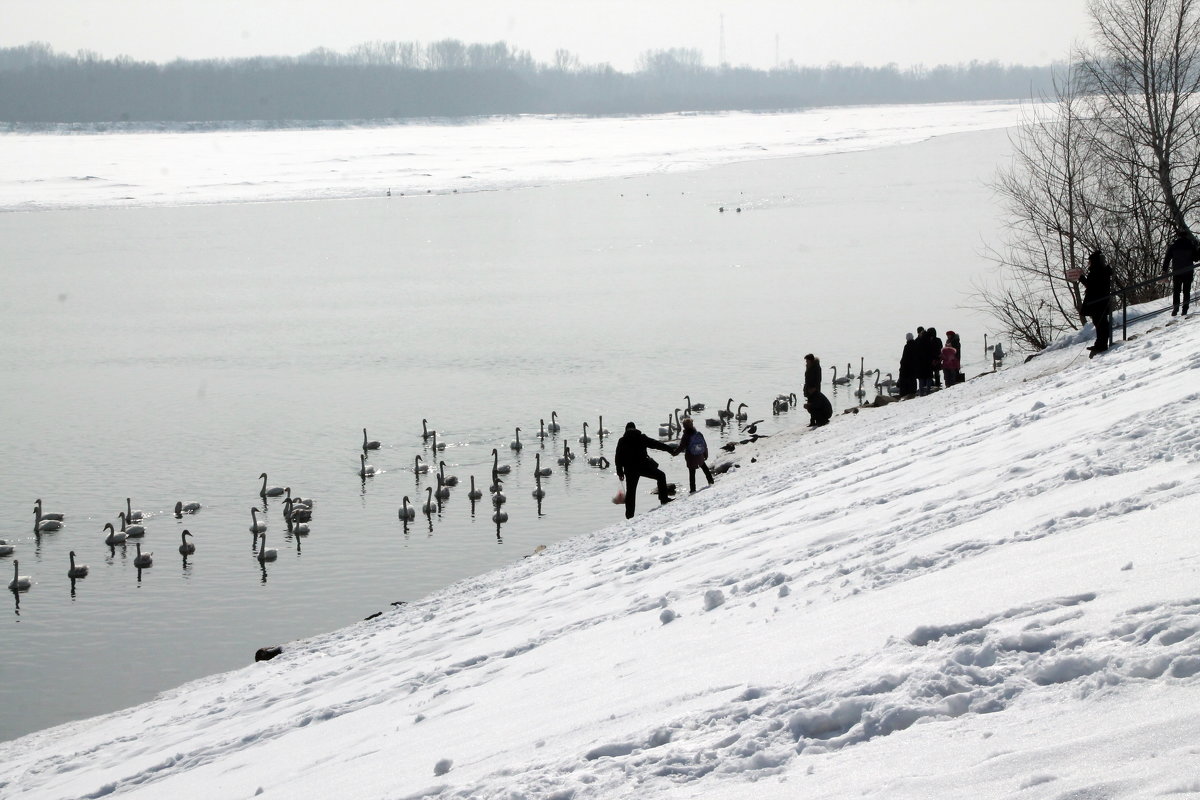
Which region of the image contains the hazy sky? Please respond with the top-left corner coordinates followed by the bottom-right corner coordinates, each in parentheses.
top-left (5, 0), bottom-right (1092, 70)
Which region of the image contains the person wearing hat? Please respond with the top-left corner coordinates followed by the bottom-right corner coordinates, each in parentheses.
top-left (1070, 250), bottom-right (1113, 356)
top-left (940, 333), bottom-right (961, 386)
top-left (614, 421), bottom-right (676, 519)
top-left (678, 416), bottom-right (715, 493)
top-left (1162, 228), bottom-right (1198, 317)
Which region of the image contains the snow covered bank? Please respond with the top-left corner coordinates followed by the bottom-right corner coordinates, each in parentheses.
top-left (3, 312), bottom-right (1200, 799)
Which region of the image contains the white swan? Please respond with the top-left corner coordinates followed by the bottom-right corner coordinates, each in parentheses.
top-left (284, 498), bottom-right (312, 523)
top-left (292, 519), bottom-right (310, 535)
top-left (178, 530), bottom-right (196, 555)
top-left (489, 472), bottom-right (504, 492)
top-left (705, 416), bottom-right (723, 428)
top-left (285, 488), bottom-right (313, 509)
top-left (249, 508), bottom-right (267, 534)
top-left (103, 522), bottom-right (126, 546)
top-left (579, 421), bottom-right (591, 444)
top-left (133, 543), bottom-right (153, 568)
top-left (718, 398), bottom-right (735, 420)
top-left (491, 490), bottom-right (507, 506)
top-left (431, 430), bottom-right (447, 452)
top-left (439, 461), bottom-right (459, 487)
top-left (67, 551), bottom-right (89, 579)
top-left (125, 497), bottom-right (144, 522)
top-left (598, 416), bottom-right (610, 437)
top-left (34, 506), bottom-right (63, 532)
top-left (414, 454), bottom-right (429, 474)
top-left (435, 477), bottom-right (451, 500)
top-left (259, 473), bottom-right (285, 498)
top-left (255, 533), bottom-right (276, 563)
top-left (831, 365), bottom-right (851, 385)
top-left (362, 427), bottom-right (380, 451)
top-left (0, 543), bottom-right (13, 557)
top-left (547, 411), bottom-right (561, 433)
top-left (175, 500), bottom-right (202, 516)
top-left (587, 455), bottom-right (611, 468)
top-left (359, 453), bottom-right (376, 478)
top-left (531, 480), bottom-right (545, 499)
top-left (492, 510), bottom-right (509, 523)
top-left (736, 402), bottom-right (749, 421)
top-left (399, 496), bottom-right (416, 520)
top-left (510, 426), bottom-right (523, 451)
top-left (536, 419), bottom-right (549, 439)
top-left (118, 511), bottom-right (145, 538)
top-left (421, 418), bottom-right (436, 441)
top-left (556, 442), bottom-right (573, 466)
top-left (421, 486), bottom-right (439, 514)
top-left (9, 561), bottom-right (31, 591)
top-left (491, 449), bottom-right (511, 475)
top-left (34, 499), bottom-right (63, 522)
top-left (684, 395), bottom-right (706, 413)
top-left (535, 453), bottom-right (552, 477)
top-left (467, 476), bottom-right (483, 501)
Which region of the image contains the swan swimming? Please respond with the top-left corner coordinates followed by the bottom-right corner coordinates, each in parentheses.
top-left (175, 500), bottom-right (202, 516)
top-left (34, 499), bottom-right (63, 522)
top-left (578, 422), bottom-right (591, 444)
top-left (362, 428), bottom-right (380, 451)
top-left (547, 411), bottom-right (561, 433)
top-left (103, 523), bottom-right (126, 546)
top-left (431, 430), bottom-right (447, 452)
top-left (492, 510), bottom-right (509, 523)
top-left (510, 426), bottom-right (524, 451)
top-left (421, 418), bottom-right (436, 441)
top-left (536, 419), bottom-right (549, 439)
top-left (178, 530), bottom-right (196, 555)
top-left (133, 543), bottom-right (153, 568)
top-left (9, 560), bottom-right (31, 591)
top-left (34, 506), bottom-right (63, 532)
top-left (67, 551), bottom-right (89, 579)
top-left (467, 477), bottom-right (483, 501)
top-left (414, 454), bottom-right (429, 474)
top-left (249, 508), bottom-right (267, 534)
top-left (421, 486), bottom-right (439, 514)
top-left (736, 402), bottom-right (749, 421)
top-left (535, 453), bottom-right (552, 477)
top-left (118, 512), bottom-right (145, 538)
top-left (718, 398), bottom-right (735, 420)
top-left (598, 416), bottom-right (610, 437)
top-left (0, 543), bottom-right (13, 557)
top-left (255, 533), bottom-right (277, 563)
top-left (399, 496), bottom-right (416, 520)
top-left (125, 497), bottom-right (144, 522)
top-left (491, 449), bottom-right (511, 475)
top-left (259, 473), bottom-right (286, 498)
top-left (359, 453), bottom-right (376, 478)
top-left (439, 461), bottom-right (459, 487)
top-left (435, 477), bottom-right (451, 500)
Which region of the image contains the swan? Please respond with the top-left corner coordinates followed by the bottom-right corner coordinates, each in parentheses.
top-left (684, 395), bottom-right (705, 413)
top-left (284, 498), bottom-right (312, 523)
top-left (421, 418), bottom-right (436, 441)
top-left (9, 561), bottom-right (31, 591)
top-left (536, 418), bottom-right (548, 439)
top-left (736, 403), bottom-right (749, 421)
top-left (399, 496), bottom-right (416, 521)
top-left (658, 415), bottom-right (674, 437)
top-left (772, 396), bottom-right (790, 413)
top-left (489, 473), bottom-right (505, 493)
top-left (579, 421), bottom-right (591, 444)
top-left (284, 488), bottom-right (313, 509)
top-left (34, 499), bottom-right (64, 522)
top-left (255, 533), bottom-right (276, 563)
top-left (359, 453), bottom-right (376, 478)
top-left (414, 454), bottom-right (429, 474)
top-left (249, 507), bottom-right (267, 534)
top-left (67, 551), bottom-right (89, 579)
top-left (598, 416), bottom-right (610, 438)
top-left (705, 416), bottom-right (723, 427)
top-left (535, 453), bottom-right (552, 477)
top-left (421, 486), bottom-right (439, 514)
top-left (831, 365), bottom-right (851, 385)
top-left (491, 449), bottom-right (511, 475)
top-left (259, 473), bottom-right (286, 497)
top-left (718, 398), bottom-right (735, 420)
top-left (547, 411), bottom-right (561, 433)
top-left (431, 431), bottom-right (447, 452)
top-left (34, 506), bottom-right (63, 532)
top-left (492, 489), bottom-right (507, 506)
top-left (587, 455), bottom-right (611, 468)
top-left (125, 497), bottom-right (144, 522)
top-left (439, 461), bottom-right (459, 486)
top-left (175, 500), bottom-right (201, 516)
top-left (178, 530), bottom-right (196, 555)
top-left (118, 512), bottom-right (145, 538)
top-left (467, 476), bottom-right (483, 501)
top-left (531, 481), bottom-right (545, 499)
top-left (492, 510), bottom-right (509, 523)
top-left (362, 428), bottom-right (380, 451)
top-left (511, 426), bottom-right (523, 451)
top-left (103, 522), bottom-right (127, 546)
top-left (435, 476), bottom-right (451, 500)
top-left (291, 518), bottom-right (310, 536)
top-left (0, 542), bottom-right (13, 557)
top-left (133, 543), bottom-right (153, 568)
top-left (557, 442), bottom-right (573, 466)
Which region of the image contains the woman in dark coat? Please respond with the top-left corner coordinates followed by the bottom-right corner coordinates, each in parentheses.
top-left (898, 332), bottom-right (921, 396)
top-left (1078, 250), bottom-right (1113, 356)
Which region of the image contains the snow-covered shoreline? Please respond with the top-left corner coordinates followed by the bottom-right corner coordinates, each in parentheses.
top-left (3, 307), bottom-right (1199, 798)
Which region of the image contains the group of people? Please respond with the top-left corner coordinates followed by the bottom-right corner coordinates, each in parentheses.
top-left (614, 417), bottom-right (714, 519)
top-left (897, 327), bottom-right (963, 397)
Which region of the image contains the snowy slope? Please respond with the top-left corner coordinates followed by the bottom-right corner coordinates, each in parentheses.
top-left (2, 312), bottom-right (1199, 799)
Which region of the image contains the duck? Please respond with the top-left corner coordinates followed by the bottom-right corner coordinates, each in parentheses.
top-left (579, 421), bottom-right (592, 445)
top-left (249, 508), bottom-right (267, 534)
top-left (399, 496), bottom-right (416, 521)
top-left (34, 506), bottom-right (63, 532)
top-left (510, 427), bottom-right (523, 451)
top-left (546, 411), bottom-right (561, 433)
top-left (34, 499), bottom-right (64, 522)
top-left (103, 522), bottom-right (127, 546)
top-left (259, 473), bottom-right (286, 498)
top-left (362, 428), bottom-right (380, 451)
top-left (535, 452), bottom-right (552, 477)
top-left (421, 418), bottom-right (436, 441)
top-left (414, 454), bottom-right (430, 475)
top-left (125, 497), bottom-right (144, 522)
top-left (421, 486), bottom-right (439, 514)
top-left (68, 551), bottom-right (89, 579)
top-left (439, 461), bottom-right (459, 487)
top-left (133, 543), bottom-right (153, 568)
top-left (736, 402), bottom-right (749, 421)
top-left (118, 511), bottom-right (145, 538)
top-left (430, 430), bottom-right (447, 452)
top-left (467, 476), bottom-right (483, 501)
top-left (255, 533), bottom-right (276, 563)
top-left (831, 365), bottom-right (851, 386)
top-left (9, 560), bottom-right (32, 591)
top-left (684, 395), bottom-right (705, 413)
top-left (359, 453), bottom-right (376, 478)
top-left (491, 448), bottom-right (511, 475)
top-left (175, 500), bottom-right (202, 516)
top-left (178, 530), bottom-right (196, 555)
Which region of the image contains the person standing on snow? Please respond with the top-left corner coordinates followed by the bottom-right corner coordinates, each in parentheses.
top-left (1162, 228), bottom-right (1198, 317)
top-left (803, 354), bottom-right (822, 424)
top-left (614, 422), bottom-right (676, 519)
top-left (678, 416), bottom-right (715, 493)
top-left (940, 336), bottom-right (961, 386)
top-left (1071, 250), bottom-right (1113, 357)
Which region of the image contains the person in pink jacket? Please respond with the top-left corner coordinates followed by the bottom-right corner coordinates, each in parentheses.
top-left (940, 332), bottom-right (962, 386)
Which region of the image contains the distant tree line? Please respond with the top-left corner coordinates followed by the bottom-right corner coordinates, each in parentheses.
top-left (0, 40), bottom-right (1055, 125)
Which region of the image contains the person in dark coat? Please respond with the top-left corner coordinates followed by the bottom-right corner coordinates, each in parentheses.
top-left (898, 332), bottom-right (920, 397)
top-left (614, 422), bottom-right (676, 519)
top-left (804, 386), bottom-right (832, 426)
top-left (678, 416), bottom-right (714, 493)
top-left (927, 327), bottom-right (944, 388)
top-left (1162, 229), bottom-right (1198, 316)
top-left (803, 354), bottom-right (822, 424)
top-left (1075, 249), bottom-right (1113, 356)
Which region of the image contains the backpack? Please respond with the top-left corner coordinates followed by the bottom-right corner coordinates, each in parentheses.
top-left (687, 432), bottom-right (707, 457)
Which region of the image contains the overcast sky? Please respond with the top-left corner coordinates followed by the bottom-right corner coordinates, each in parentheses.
top-left (5, 0), bottom-right (1092, 70)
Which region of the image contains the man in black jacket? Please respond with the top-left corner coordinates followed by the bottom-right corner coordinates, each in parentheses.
top-left (1076, 250), bottom-right (1113, 356)
top-left (614, 422), bottom-right (676, 519)
top-left (1162, 229), bottom-right (1198, 317)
